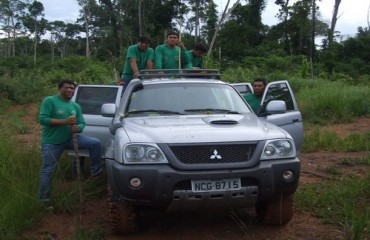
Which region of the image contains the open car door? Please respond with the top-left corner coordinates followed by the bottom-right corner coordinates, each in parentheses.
top-left (258, 80), bottom-right (304, 153)
top-left (69, 84), bottom-right (123, 158)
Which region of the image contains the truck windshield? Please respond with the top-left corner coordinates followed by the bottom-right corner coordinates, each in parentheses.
top-left (126, 82), bottom-right (251, 115)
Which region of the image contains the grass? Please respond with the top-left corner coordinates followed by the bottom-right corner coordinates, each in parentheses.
top-left (68, 228), bottom-right (106, 240)
top-left (0, 107), bottom-right (106, 239)
top-left (296, 81), bottom-right (370, 124)
top-left (302, 128), bottom-right (370, 153)
top-left (0, 130), bottom-right (43, 239)
top-left (295, 175), bottom-right (370, 240)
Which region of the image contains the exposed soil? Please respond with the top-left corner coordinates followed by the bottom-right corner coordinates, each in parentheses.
top-left (14, 104), bottom-right (370, 240)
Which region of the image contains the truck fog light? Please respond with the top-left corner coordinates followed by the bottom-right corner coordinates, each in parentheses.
top-left (282, 170), bottom-right (294, 180)
top-left (130, 177), bottom-right (142, 188)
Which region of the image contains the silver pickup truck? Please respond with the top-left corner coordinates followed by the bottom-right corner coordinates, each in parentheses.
top-left (71, 70), bottom-right (303, 234)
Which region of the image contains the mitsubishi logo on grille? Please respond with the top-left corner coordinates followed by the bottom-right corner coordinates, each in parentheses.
top-left (210, 149), bottom-right (222, 160)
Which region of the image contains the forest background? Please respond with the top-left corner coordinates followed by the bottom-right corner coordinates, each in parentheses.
top-left (0, 0), bottom-right (369, 105)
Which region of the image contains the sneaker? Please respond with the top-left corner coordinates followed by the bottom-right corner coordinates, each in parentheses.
top-left (45, 204), bottom-right (54, 211)
top-left (40, 200), bottom-right (54, 211)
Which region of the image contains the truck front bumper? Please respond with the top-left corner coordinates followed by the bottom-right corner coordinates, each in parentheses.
top-left (106, 158), bottom-right (300, 210)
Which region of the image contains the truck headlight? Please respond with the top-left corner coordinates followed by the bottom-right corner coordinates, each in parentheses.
top-left (261, 139), bottom-right (296, 160)
top-left (124, 144), bottom-right (168, 164)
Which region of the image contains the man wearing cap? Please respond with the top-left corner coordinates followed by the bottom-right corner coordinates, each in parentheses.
top-left (154, 31), bottom-right (189, 69)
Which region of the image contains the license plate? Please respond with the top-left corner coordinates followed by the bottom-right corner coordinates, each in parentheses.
top-left (191, 178), bottom-right (241, 192)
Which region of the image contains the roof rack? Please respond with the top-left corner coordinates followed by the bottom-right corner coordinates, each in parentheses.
top-left (137, 69), bottom-right (221, 80)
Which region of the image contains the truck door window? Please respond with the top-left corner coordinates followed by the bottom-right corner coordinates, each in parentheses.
top-left (76, 87), bottom-right (118, 115)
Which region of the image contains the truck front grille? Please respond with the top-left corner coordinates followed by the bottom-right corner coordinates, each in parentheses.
top-left (169, 143), bottom-right (256, 164)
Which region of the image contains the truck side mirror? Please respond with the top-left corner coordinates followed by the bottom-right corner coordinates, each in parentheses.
top-left (101, 103), bottom-right (116, 117)
top-left (265, 100), bottom-right (287, 114)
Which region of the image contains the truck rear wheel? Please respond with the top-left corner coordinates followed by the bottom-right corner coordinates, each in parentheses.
top-left (256, 194), bottom-right (294, 225)
top-left (107, 184), bottom-right (139, 234)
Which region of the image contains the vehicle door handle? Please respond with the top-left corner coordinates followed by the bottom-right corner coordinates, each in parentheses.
top-left (292, 119), bottom-right (300, 123)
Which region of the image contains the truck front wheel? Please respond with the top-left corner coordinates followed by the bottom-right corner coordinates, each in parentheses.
top-left (255, 194), bottom-right (294, 225)
top-left (107, 184), bottom-right (139, 234)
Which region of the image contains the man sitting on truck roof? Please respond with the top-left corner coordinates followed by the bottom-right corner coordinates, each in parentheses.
top-left (185, 43), bottom-right (207, 69)
top-left (120, 36), bottom-right (154, 87)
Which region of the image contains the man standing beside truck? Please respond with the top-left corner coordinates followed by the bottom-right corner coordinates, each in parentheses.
top-left (38, 79), bottom-right (103, 208)
top-left (243, 78), bottom-right (267, 114)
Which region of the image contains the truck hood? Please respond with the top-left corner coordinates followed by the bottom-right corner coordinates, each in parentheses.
top-left (122, 114), bottom-right (287, 143)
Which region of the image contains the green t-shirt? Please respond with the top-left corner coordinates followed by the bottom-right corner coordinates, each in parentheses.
top-left (154, 44), bottom-right (188, 69)
top-left (185, 50), bottom-right (203, 69)
top-left (243, 93), bottom-right (262, 114)
top-left (122, 44), bottom-right (154, 77)
top-left (39, 95), bottom-right (85, 144)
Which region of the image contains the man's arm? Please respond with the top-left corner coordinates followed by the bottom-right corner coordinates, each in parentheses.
top-left (154, 46), bottom-right (163, 69)
top-left (146, 48), bottom-right (154, 69)
top-left (185, 51), bottom-right (193, 69)
top-left (130, 58), bottom-right (139, 78)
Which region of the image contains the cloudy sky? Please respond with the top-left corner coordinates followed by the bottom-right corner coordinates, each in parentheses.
top-left (39, 0), bottom-right (369, 37)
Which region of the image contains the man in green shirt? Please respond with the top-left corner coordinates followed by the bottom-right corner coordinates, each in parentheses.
top-left (154, 31), bottom-right (188, 70)
top-left (186, 43), bottom-right (207, 69)
top-left (121, 36), bottom-right (154, 87)
top-left (38, 80), bottom-right (103, 206)
top-left (243, 78), bottom-right (267, 114)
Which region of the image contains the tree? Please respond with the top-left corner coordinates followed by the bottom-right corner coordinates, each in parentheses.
top-left (21, 0), bottom-right (47, 65)
top-left (202, 1), bottom-right (218, 45)
top-left (328, 0), bottom-right (341, 47)
top-left (217, 1), bottom-right (267, 60)
top-left (207, 0), bottom-right (240, 57)
top-left (185, 0), bottom-right (208, 43)
top-left (0, 0), bottom-right (27, 56)
top-left (275, 0), bottom-right (291, 54)
top-left (77, 0), bottom-right (94, 57)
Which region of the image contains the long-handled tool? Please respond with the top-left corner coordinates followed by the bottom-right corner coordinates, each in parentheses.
top-left (72, 126), bottom-right (85, 220)
top-left (108, 50), bottom-right (121, 84)
top-left (178, 21), bottom-right (183, 69)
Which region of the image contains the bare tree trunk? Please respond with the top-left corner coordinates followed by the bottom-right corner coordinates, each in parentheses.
top-left (11, 17), bottom-right (16, 56)
top-left (138, 0), bottom-right (143, 36)
top-left (33, 20), bottom-right (37, 66)
top-left (50, 35), bottom-right (55, 63)
top-left (77, 0), bottom-right (91, 57)
top-left (84, 14), bottom-right (90, 57)
top-left (328, 0), bottom-right (341, 46)
top-left (310, 0), bottom-right (316, 79)
top-left (194, 0), bottom-right (200, 43)
top-left (207, 0), bottom-right (240, 57)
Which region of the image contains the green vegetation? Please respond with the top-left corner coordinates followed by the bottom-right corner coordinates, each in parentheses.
top-left (0, 107), bottom-right (106, 239)
top-left (0, 129), bottom-right (42, 239)
top-left (295, 175), bottom-right (370, 240)
top-left (302, 130), bottom-right (370, 153)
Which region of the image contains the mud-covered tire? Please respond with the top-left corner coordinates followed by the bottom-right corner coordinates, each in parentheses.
top-left (255, 194), bottom-right (294, 225)
top-left (107, 184), bottom-right (139, 234)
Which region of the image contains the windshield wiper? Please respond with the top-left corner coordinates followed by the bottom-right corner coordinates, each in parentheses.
top-left (184, 108), bottom-right (240, 114)
top-left (126, 109), bottom-right (184, 115)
